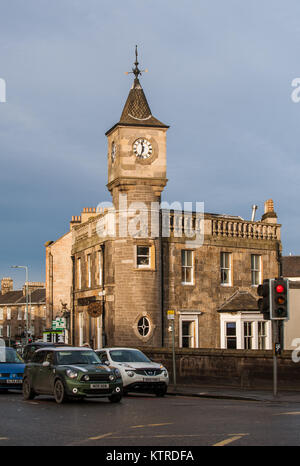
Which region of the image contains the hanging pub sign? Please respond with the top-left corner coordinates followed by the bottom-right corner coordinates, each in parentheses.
top-left (87, 301), bottom-right (102, 318)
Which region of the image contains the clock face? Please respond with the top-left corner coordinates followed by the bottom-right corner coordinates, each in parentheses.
top-left (133, 138), bottom-right (153, 159)
top-left (111, 142), bottom-right (116, 163)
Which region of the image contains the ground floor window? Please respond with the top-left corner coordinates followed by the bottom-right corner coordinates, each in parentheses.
top-left (220, 313), bottom-right (271, 350)
top-left (179, 313), bottom-right (200, 348)
top-left (244, 322), bottom-right (253, 349)
top-left (226, 322), bottom-right (237, 349)
top-left (258, 321), bottom-right (267, 349)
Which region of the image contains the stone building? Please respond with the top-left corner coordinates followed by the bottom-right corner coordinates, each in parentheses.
top-left (0, 278), bottom-right (46, 343)
top-left (281, 256), bottom-right (300, 350)
top-left (45, 53), bottom-right (281, 350)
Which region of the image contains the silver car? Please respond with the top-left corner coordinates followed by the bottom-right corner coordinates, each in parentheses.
top-left (95, 347), bottom-right (169, 396)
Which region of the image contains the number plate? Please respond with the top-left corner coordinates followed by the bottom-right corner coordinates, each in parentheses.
top-left (143, 378), bottom-right (158, 383)
top-left (90, 383), bottom-right (109, 389)
top-left (6, 379), bottom-right (22, 384)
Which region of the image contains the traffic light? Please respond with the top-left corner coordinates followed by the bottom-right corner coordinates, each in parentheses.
top-left (271, 278), bottom-right (289, 320)
top-left (257, 279), bottom-right (270, 320)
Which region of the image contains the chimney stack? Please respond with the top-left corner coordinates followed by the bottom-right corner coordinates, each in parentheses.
top-left (1, 277), bottom-right (13, 295)
top-left (261, 199), bottom-right (277, 224)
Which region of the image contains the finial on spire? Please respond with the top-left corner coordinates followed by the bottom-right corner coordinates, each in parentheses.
top-left (125, 45), bottom-right (148, 81)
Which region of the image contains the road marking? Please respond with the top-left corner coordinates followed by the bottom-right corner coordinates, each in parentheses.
top-left (0, 437), bottom-right (8, 441)
top-left (131, 422), bottom-right (173, 429)
top-left (88, 432), bottom-right (113, 441)
top-left (213, 433), bottom-right (248, 447)
top-left (276, 411), bottom-right (300, 416)
top-left (107, 434), bottom-right (210, 439)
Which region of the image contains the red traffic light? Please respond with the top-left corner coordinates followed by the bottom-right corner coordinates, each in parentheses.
top-left (276, 284), bottom-right (285, 293)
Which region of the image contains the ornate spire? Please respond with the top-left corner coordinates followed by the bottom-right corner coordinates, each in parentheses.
top-left (105, 47), bottom-right (169, 135)
top-left (126, 45), bottom-right (147, 85)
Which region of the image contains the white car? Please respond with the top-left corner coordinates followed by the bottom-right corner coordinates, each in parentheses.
top-left (95, 347), bottom-right (169, 396)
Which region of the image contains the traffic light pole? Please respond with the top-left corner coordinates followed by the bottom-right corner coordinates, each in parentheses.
top-left (272, 319), bottom-right (279, 397)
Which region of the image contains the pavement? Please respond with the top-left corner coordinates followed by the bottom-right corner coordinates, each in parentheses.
top-left (167, 383), bottom-right (300, 403)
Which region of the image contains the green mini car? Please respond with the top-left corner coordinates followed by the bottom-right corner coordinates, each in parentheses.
top-left (22, 346), bottom-right (123, 404)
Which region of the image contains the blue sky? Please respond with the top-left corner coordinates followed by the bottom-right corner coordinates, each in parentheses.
top-left (1, 0), bottom-right (300, 288)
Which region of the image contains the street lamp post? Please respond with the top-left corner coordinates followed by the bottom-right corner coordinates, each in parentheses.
top-left (11, 266), bottom-right (29, 343)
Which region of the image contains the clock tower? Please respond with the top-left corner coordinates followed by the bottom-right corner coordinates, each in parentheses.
top-left (104, 48), bottom-right (169, 347)
top-left (105, 47), bottom-right (169, 211)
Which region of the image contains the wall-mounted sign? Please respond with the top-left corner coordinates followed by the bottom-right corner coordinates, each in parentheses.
top-left (167, 310), bottom-right (175, 320)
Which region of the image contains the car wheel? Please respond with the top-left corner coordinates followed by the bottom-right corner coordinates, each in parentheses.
top-left (23, 377), bottom-right (35, 400)
top-left (54, 379), bottom-right (67, 404)
top-left (108, 394), bottom-right (122, 403)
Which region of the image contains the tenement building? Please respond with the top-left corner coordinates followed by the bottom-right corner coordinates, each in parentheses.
top-left (0, 278), bottom-right (46, 344)
top-left (45, 53), bottom-right (281, 351)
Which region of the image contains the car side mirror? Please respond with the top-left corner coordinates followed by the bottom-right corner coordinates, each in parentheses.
top-left (104, 360), bottom-right (110, 366)
top-left (42, 361), bottom-right (50, 367)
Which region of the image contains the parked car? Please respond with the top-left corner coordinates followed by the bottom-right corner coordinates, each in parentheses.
top-left (22, 342), bottom-right (69, 362)
top-left (0, 347), bottom-right (25, 391)
top-left (95, 347), bottom-right (169, 396)
top-left (22, 346), bottom-right (123, 404)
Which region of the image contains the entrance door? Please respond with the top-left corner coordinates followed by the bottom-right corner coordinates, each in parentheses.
top-left (181, 320), bottom-right (196, 348)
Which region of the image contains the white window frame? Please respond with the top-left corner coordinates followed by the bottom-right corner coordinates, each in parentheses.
top-left (6, 324), bottom-right (10, 338)
top-left (243, 321), bottom-right (253, 349)
top-left (220, 313), bottom-right (272, 349)
top-left (220, 252), bottom-right (232, 286)
top-left (258, 321), bottom-right (267, 350)
top-left (251, 254), bottom-right (262, 286)
top-left (0, 325), bottom-right (3, 337)
top-left (6, 308), bottom-right (11, 320)
top-left (179, 312), bottom-right (200, 348)
top-left (181, 250), bottom-right (194, 285)
top-left (17, 308), bottom-right (22, 320)
top-left (0, 309), bottom-right (3, 320)
top-left (225, 321), bottom-right (237, 349)
top-left (31, 306), bottom-right (35, 321)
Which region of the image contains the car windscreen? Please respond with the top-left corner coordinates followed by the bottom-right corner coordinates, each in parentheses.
top-left (0, 348), bottom-right (24, 364)
top-left (56, 350), bottom-right (101, 365)
top-left (109, 349), bottom-right (151, 363)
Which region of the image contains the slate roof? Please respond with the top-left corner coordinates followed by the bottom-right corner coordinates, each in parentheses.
top-left (106, 78), bottom-right (169, 135)
top-left (281, 256), bottom-right (300, 278)
top-left (218, 291), bottom-right (258, 312)
top-left (0, 288), bottom-right (45, 306)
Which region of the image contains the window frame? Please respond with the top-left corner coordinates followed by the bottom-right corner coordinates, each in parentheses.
top-left (220, 252), bottom-right (232, 286)
top-left (251, 254), bottom-right (262, 286)
top-left (181, 250), bottom-right (194, 285)
top-left (136, 245), bottom-right (151, 269)
top-left (77, 257), bottom-right (82, 290)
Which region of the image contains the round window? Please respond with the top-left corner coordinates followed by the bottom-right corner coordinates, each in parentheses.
top-left (137, 316), bottom-right (150, 337)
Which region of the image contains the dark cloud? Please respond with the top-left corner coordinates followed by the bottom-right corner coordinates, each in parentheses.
top-left (1, 0), bottom-right (300, 286)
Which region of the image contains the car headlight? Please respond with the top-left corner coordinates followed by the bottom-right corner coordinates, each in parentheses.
top-left (109, 374), bottom-right (115, 381)
top-left (83, 374), bottom-right (90, 381)
top-left (114, 368), bottom-right (121, 378)
top-left (66, 369), bottom-right (78, 379)
top-left (125, 370), bottom-right (135, 377)
top-left (162, 369), bottom-right (168, 377)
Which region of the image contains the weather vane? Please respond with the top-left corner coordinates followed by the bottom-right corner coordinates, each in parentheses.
top-left (125, 45), bottom-right (148, 79)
